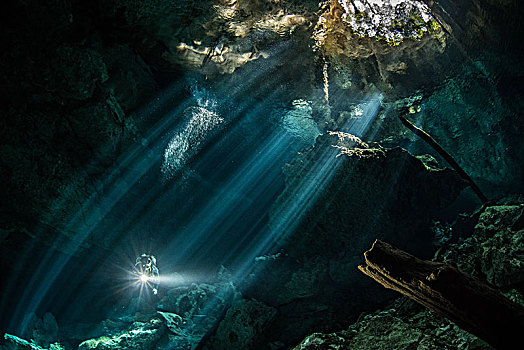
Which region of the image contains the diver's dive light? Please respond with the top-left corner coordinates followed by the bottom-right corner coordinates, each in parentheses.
top-left (140, 274), bottom-right (149, 283)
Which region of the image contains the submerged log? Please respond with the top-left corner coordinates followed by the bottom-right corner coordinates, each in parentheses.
top-left (358, 240), bottom-right (524, 350)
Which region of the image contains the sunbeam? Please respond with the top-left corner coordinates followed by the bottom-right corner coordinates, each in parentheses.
top-left (2, 1), bottom-right (522, 348)
top-left (5, 37), bottom-right (323, 336)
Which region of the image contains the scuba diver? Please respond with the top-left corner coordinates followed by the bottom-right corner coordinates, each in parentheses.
top-left (134, 254), bottom-right (159, 295)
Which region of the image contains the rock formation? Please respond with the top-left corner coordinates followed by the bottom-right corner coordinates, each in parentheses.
top-left (294, 199), bottom-right (524, 349)
top-left (242, 131), bottom-right (466, 346)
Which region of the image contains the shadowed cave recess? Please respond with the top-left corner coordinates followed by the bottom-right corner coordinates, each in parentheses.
top-left (1, 0), bottom-right (523, 349)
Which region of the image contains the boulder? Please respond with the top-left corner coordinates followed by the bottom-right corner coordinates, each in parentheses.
top-left (155, 311), bottom-right (202, 349)
top-left (154, 279), bottom-right (239, 349)
top-left (203, 299), bottom-right (277, 350)
top-left (19, 312), bottom-right (59, 349)
top-left (77, 318), bottom-right (165, 350)
top-left (2, 333), bottom-right (64, 350)
top-left (158, 281), bottom-right (238, 319)
top-left (293, 298), bottom-right (492, 350)
top-left (436, 202), bottom-right (524, 289)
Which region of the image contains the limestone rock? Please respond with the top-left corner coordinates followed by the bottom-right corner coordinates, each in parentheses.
top-left (106, 0), bottom-right (316, 75)
top-left (78, 318), bottom-right (165, 350)
top-left (157, 312), bottom-right (184, 335)
top-left (20, 312), bottom-right (60, 349)
top-left (2, 334), bottom-right (65, 350)
top-left (477, 206), bottom-right (524, 286)
top-left (154, 280), bottom-right (239, 349)
top-left (154, 311), bottom-right (203, 349)
top-left (158, 281), bottom-right (237, 319)
top-left (271, 133), bottom-right (465, 263)
top-left (436, 203), bottom-right (524, 289)
top-left (204, 299), bottom-right (277, 350)
top-left (59, 321), bottom-right (111, 346)
top-left (419, 69), bottom-right (519, 194)
top-left (314, 0), bottom-right (448, 95)
top-left (293, 299), bottom-right (492, 350)
top-left (44, 44), bottom-right (109, 101)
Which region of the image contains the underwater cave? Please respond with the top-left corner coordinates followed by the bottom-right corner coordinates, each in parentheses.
top-left (1, 0), bottom-right (524, 349)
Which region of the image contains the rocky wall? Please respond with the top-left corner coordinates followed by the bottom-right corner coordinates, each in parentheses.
top-left (0, 0), bottom-right (159, 261)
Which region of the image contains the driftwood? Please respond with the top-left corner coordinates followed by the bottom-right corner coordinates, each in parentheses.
top-left (398, 115), bottom-right (488, 203)
top-left (359, 240), bottom-right (524, 349)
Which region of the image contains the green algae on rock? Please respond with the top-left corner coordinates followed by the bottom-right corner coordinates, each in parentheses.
top-left (314, 0), bottom-right (445, 54)
top-left (78, 319), bottom-right (165, 350)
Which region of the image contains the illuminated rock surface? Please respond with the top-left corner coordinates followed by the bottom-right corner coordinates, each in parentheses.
top-left (77, 318), bottom-right (165, 350)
